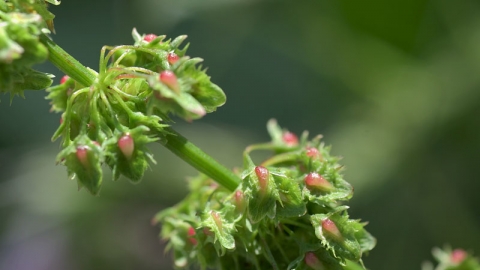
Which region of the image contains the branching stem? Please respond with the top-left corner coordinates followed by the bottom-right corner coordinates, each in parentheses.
top-left (41, 33), bottom-right (241, 191)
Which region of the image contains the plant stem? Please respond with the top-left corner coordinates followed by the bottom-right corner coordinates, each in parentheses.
top-left (161, 127), bottom-right (240, 191)
top-left (41, 34), bottom-right (241, 191)
top-left (40, 34), bottom-right (96, 87)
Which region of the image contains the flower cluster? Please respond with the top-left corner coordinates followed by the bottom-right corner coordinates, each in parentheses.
top-left (0, 0), bottom-right (60, 100)
top-left (154, 120), bottom-right (376, 269)
top-left (46, 29), bottom-right (226, 195)
top-left (423, 247), bottom-right (480, 270)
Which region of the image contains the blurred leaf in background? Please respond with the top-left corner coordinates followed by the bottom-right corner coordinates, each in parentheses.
top-left (1, 0), bottom-right (480, 269)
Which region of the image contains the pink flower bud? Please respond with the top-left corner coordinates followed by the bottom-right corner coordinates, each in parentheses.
top-left (76, 146), bottom-right (90, 168)
top-left (159, 71), bottom-right (180, 93)
top-left (305, 172), bottom-right (333, 192)
top-left (282, 131), bottom-right (298, 146)
top-left (60, 75), bottom-right (69, 84)
top-left (187, 226), bottom-right (197, 245)
top-left (234, 190), bottom-right (246, 213)
top-left (167, 52), bottom-right (179, 65)
top-left (93, 141), bottom-right (101, 147)
top-left (451, 249), bottom-right (467, 264)
top-left (322, 218), bottom-right (342, 241)
top-left (143, 34), bottom-right (157, 42)
top-left (211, 211), bottom-right (222, 231)
top-left (118, 134), bottom-right (134, 159)
top-left (304, 252), bottom-right (325, 270)
top-left (306, 147), bottom-right (319, 159)
top-left (255, 166), bottom-right (269, 193)
top-left (203, 228), bottom-right (214, 236)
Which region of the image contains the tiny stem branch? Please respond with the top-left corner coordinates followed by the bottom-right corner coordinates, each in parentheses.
top-left (41, 33), bottom-right (240, 191)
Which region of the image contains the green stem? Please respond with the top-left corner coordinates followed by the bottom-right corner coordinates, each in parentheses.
top-left (40, 34), bottom-right (96, 87)
top-left (160, 127), bottom-right (240, 191)
top-left (41, 33), bottom-right (241, 191)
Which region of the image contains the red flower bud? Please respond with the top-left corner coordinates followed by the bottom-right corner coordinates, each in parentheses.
top-left (282, 131), bottom-right (298, 146)
top-left (304, 252), bottom-right (325, 270)
top-left (118, 134), bottom-right (134, 159)
top-left (254, 166), bottom-right (269, 193)
top-left (322, 218), bottom-right (342, 241)
top-left (306, 147), bottom-right (319, 159)
top-left (76, 146), bottom-right (90, 168)
top-left (211, 211), bottom-right (222, 231)
top-left (305, 172), bottom-right (333, 192)
top-left (234, 190), bottom-right (246, 213)
top-left (60, 75), bottom-right (69, 84)
top-left (451, 249), bottom-right (467, 264)
top-left (167, 52), bottom-right (179, 65)
top-left (187, 226), bottom-right (197, 245)
top-left (143, 34), bottom-right (157, 42)
top-left (159, 71), bottom-right (180, 93)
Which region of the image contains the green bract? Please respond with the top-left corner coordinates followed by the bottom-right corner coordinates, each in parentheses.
top-left (154, 120), bottom-right (376, 269)
top-left (47, 29), bottom-right (227, 194)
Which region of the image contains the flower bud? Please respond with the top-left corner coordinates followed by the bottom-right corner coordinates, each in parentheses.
top-left (306, 147), bottom-right (319, 159)
top-left (282, 131), bottom-right (298, 146)
top-left (322, 218), bottom-right (343, 241)
top-left (304, 252), bottom-right (325, 270)
top-left (187, 226), bottom-right (197, 245)
top-left (118, 134), bottom-right (134, 159)
top-left (234, 190), bottom-right (246, 213)
top-left (167, 52), bottom-right (179, 65)
top-left (60, 75), bottom-right (69, 84)
top-left (211, 211), bottom-right (223, 231)
top-left (451, 249), bottom-right (467, 264)
top-left (305, 172), bottom-right (333, 192)
top-left (159, 71), bottom-right (180, 93)
top-left (76, 146), bottom-right (90, 168)
top-left (255, 166), bottom-right (269, 193)
top-left (143, 34), bottom-right (157, 42)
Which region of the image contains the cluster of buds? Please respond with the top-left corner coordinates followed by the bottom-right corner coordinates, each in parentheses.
top-left (0, 0), bottom-right (60, 101)
top-left (46, 29), bottom-right (226, 194)
top-left (154, 120), bottom-right (376, 269)
top-left (422, 246), bottom-right (480, 270)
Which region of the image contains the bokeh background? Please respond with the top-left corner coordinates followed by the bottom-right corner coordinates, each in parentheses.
top-left (1, 0), bottom-right (480, 269)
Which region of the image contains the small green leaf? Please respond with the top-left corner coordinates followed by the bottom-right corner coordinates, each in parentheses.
top-left (270, 168), bottom-right (306, 218)
top-left (201, 206), bottom-right (236, 250)
top-left (45, 0), bottom-right (61, 5)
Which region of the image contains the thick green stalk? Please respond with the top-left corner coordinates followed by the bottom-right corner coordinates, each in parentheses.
top-left (40, 34), bottom-right (241, 191)
top-left (40, 34), bottom-right (96, 87)
top-left (161, 127), bottom-right (240, 191)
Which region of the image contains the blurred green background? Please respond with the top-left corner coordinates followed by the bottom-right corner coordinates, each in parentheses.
top-left (1, 0), bottom-right (480, 269)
